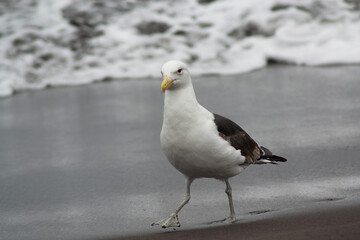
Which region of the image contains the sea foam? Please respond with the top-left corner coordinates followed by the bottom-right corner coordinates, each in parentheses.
top-left (1, 0), bottom-right (360, 97)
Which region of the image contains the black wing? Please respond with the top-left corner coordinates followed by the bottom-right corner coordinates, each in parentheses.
top-left (213, 113), bottom-right (260, 164)
top-left (213, 113), bottom-right (287, 164)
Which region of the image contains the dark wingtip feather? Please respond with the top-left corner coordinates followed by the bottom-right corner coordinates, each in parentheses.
top-left (268, 155), bottom-right (287, 162)
top-left (260, 146), bottom-right (287, 162)
top-left (260, 146), bottom-right (272, 156)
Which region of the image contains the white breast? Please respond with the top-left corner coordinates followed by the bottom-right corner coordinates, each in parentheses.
top-left (161, 102), bottom-right (246, 179)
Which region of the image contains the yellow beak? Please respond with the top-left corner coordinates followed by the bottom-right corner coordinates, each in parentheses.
top-left (161, 76), bottom-right (173, 93)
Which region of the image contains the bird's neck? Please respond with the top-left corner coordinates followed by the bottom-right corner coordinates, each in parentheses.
top-left (163, 80), bottom-right (200, 119)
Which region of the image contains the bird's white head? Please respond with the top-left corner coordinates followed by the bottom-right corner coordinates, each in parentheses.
top-left (160, 60), bottom-right (190, 93)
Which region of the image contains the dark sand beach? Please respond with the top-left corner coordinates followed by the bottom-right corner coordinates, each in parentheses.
top-left (1, 65), bottom-right (360, 240)
top-left (105, 202), bottom-right (360, 240)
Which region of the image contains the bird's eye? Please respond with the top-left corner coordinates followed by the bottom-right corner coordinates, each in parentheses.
top-left (177, 68), bottom-right (183, 74)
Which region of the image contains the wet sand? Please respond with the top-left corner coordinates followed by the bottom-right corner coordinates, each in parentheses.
top-left (0, 65), bottom-right (360, 240)
top-left (105, 202), bottom-right (360, 240)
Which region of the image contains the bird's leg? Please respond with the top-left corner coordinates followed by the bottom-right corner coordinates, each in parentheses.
top-left (224, 179), bottom-right (236, 223)
top-left (152, 178), bottom-right (193, 228)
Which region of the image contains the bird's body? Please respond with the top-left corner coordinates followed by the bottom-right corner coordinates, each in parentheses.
top-left (152, 60), bottom-right (286, 228)
top-left (161, 79), bottom-right (246, 179)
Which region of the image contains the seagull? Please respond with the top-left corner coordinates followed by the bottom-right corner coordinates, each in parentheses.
top-left (152, 60), bottom-right (286, 228)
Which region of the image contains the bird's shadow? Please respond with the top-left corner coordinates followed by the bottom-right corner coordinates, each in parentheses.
top-left (204, 209), bottom-right (274, 225)
top-left (204, 218), bottom-right (243, 225)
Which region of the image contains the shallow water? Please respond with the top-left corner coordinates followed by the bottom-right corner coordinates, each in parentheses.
top-left (0, 65), bottom-right (360, 240)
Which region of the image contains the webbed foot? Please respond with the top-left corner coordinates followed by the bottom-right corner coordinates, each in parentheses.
top-left (151, 213), bottom-right (181, 228)
top-left (223, 215), bottom-right (236, 223)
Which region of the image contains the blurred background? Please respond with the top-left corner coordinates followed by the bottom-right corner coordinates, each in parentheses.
top-left (1, 0), bottom-right (360, 97)
top-left (1, 1), bottom-right (360, 240)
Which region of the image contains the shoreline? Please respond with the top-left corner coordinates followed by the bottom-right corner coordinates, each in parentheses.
top-left (109, 201), bottom-right (360, 240)
top-left (1, 63), bottom-right (360, 99)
